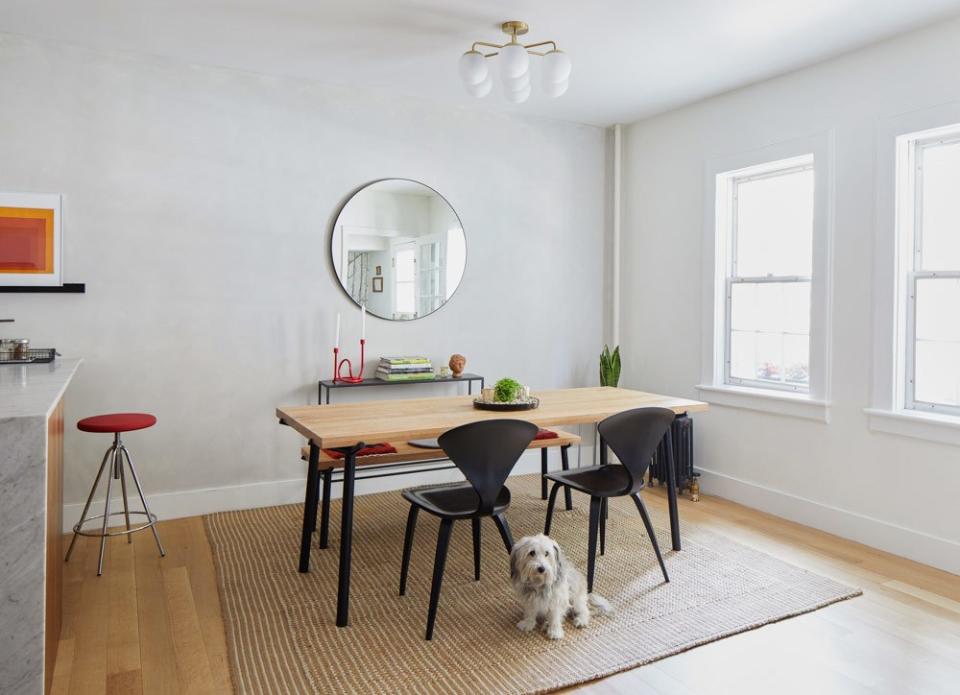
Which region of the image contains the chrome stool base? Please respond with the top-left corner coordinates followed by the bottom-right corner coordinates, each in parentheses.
top-left (65, 432), bottom-right (165, 576)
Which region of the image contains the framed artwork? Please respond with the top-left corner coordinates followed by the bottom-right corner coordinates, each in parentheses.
top-left (375, 265), bottom-right (382, 276)
top-left (372, 276), bottom-right (384, 293)
top-left (0, 191), bottom-right (62, 286)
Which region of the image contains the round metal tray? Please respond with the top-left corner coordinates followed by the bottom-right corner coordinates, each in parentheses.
top-left (472, 397), bottom-right (540, 411)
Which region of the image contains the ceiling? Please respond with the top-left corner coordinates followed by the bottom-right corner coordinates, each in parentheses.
top-left (3, 0), bottom-right (960, 126)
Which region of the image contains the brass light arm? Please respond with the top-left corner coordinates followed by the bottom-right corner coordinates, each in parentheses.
top-left (523, 40), bottom-right (558, 53)
top-left (471, 40), bottom-right (503, 58)
top-left (469, 39), bottom-right (559, 58)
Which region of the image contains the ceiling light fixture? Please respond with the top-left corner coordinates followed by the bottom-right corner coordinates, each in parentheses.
top-left (458, 21), bottom-right (571, 103)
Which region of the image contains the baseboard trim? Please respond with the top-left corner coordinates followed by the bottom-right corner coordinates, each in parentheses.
top-left (63, 452), bottom-right (551, 534)
top-left (698, 467), bottom-right (960, 575)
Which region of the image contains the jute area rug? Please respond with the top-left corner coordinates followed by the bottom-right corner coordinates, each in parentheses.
top-left (204, 474), bottom-right (860, 694)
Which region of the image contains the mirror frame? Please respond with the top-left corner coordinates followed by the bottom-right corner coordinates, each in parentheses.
top-left (329, 178), bottom-right (467, 321)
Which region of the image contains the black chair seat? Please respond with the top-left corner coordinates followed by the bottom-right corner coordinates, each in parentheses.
top-left (545, 464), bottom-right (634, 497)
top-left (402, 483), bottom-right (511, 519)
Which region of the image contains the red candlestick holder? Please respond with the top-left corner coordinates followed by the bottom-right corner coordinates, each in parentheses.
top-left (333, 339), bottom-right (366, 383)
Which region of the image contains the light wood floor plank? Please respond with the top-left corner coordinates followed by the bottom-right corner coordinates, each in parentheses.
top-left (178, 517), bottom-right (233, 694)
top-left (55, 486), bottom-right (959, 695)
top-left (107, 535), bottom-right (141, 691)
top-left (50, 638), bottom-right (75, 695)
top-left (162, 566), bottom-right (217, 695)
top-left (66, 533), bottom-right (111, 695)
top-left (133, 522), bottom-right (181, 695)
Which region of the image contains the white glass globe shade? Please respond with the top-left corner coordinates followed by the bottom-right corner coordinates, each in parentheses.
top-left (503, 70), bottom-right (530, 93)
top-left (505, 81), bottom-right (531, 104)
top-left (499, 43), bottom-right (530, 80)
top-left (458, 51), bottom-right (489, 86)
top-left (542, 50), bottom-right (572, 83)
top-left (542, 78), bottom-right (569, 98)
top-left (465, 72), bottom-right (493, 98)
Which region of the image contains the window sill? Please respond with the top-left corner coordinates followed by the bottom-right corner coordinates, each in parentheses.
top-left (864, 408), bottom-right (960, 447)
top-left (695, 384), bottom-right (831, 422)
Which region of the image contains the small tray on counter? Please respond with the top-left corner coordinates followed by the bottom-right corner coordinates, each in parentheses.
top-left (472, 397), bottom-right (540, 411)
top-left (0, 348), bottom-right (58, 365)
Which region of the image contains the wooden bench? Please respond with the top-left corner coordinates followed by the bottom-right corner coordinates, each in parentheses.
top-left (301, 429), bottom-right (580, 549)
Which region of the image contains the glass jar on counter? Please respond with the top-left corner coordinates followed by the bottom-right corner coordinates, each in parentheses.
top-left (1, 339), bottom-right (35, 361)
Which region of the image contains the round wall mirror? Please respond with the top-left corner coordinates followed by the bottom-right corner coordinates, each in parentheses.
top-left (331, 179), bottom-right (466, 321)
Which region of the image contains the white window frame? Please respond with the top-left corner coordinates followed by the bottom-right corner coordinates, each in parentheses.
top-left (722, 158), bottom-right (814, 393)
top-left (698, 133), bottom-right (834, 422)
top-left (867, 102), bottom-right (960, 446)
top-left (901, 131), bottom-right (960, 417)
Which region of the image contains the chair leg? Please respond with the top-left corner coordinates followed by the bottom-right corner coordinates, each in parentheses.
top-left (118, 456), bottom-right (132, 544)
top-left (121, 446), bottom-right (165, 558)
top-left (560, 446), bottom-right (573, 511)
top-left (586, 496), bottom-right (602, 593)
top-left (66, 443), bottom-right (115, 562)
top-left (96, 448), bottom-right (118, 576)
top-left (599, 497), bottom-right (607, 556)
top-left (544, 482), bottom-right (562, 535)
top-left (472, 518), bottom-right (481, 581)
top-left (318, 469), bottom-right (332, 549)
top-left (399, 505), bottom-right (419, 596)
top-left (425, 518), bottom-right (454, 640)
top-left (632, 493), bottom-right (669, 583)
top-left (492, 513), bottom-right (514, 553)
top-left (540, 448), bottom-right (548, 500)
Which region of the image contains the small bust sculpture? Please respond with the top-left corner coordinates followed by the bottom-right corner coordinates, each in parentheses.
top-left (448, 353), bottom-right (466, 377)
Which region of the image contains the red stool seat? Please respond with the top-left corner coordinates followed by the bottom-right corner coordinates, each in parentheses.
top-left (77, 413), bottom-right (157, 433)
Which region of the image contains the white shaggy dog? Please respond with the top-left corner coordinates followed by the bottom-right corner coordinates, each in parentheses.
top-left (510, 534), bottom-right (612, 640)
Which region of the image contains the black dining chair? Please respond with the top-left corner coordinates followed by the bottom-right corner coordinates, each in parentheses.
top-left (398, 418), bottom-right (539, 640)
top-left (543, 407), bottom-right (674, 592)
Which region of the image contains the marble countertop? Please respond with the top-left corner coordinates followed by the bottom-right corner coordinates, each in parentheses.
top-left (0, 358), bottom-right (82, 419)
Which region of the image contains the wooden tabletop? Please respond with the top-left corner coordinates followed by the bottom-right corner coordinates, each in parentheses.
top-left (277, 386), bottom-right (708, 449)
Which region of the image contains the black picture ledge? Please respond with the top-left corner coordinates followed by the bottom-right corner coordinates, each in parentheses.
top-left (0, 283), bottom-right (86, 293)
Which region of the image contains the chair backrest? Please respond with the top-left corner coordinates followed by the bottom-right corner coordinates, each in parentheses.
top-left (597, 407), bottom-right (675, 494)
top-left (438, 419), bottom-right (539, 515)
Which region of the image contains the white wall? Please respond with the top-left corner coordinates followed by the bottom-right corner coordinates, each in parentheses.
top-left (620, 18), bottom-right (960, 573)
top-left (0, 34), bottom-right (609, 519)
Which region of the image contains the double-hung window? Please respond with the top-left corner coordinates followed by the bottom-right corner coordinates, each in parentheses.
top-left (701, 136), bottom-right (832, 422)
top-left (902, 128), bottom-right (960, 415)
top-left (722, 156), bottom-right (814, 392)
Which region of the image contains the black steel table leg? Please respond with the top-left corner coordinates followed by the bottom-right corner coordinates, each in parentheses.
top-left (664, 422), bottom-right (681, 551)
top-left (298, 443), bottom-right (321, 572)
top-left (336, 445), bottom-right (360, 627)
top-left (560, 445), bottom-right (573, 511)
top-left (599, 436), bottom-right (608, 467)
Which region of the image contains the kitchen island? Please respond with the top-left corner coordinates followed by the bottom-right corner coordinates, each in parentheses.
top-left (1, 358), bottom-right (81, 695)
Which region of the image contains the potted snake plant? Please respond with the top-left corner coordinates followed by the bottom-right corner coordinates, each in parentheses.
top-left (600, 345), bottom-right (621, 387)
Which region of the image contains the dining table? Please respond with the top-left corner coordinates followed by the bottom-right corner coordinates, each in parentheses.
top-left (277, 386), bottom-right (708, 627)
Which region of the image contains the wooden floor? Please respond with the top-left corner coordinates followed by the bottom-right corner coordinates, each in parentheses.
top-left (54, 488), bottom-right (960, 695)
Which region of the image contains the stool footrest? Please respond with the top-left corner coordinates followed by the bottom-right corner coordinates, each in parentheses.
top-left (71, 509), bottom-right (159, 538)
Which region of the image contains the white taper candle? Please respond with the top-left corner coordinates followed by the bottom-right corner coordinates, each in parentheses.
top-left (361, 305), bottom-right (366, 339)
top-left (335, 312), bottom-right (341, 349)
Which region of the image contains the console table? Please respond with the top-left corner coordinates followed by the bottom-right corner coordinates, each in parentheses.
top-left (318, 373), bottom-right (484, 404)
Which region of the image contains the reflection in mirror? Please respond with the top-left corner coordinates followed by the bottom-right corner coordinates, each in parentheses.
top-left (332, 180), bottom-right (466, 320)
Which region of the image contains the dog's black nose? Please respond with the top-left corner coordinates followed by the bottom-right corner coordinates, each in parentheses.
top-left (537, 566), bottom-right (545, 573)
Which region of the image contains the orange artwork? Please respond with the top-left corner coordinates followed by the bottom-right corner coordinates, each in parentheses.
top-left (0, 207), bottom-right (55, 274)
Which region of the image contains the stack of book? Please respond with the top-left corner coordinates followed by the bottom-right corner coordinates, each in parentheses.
top-left (375, 356), bottom-right (435, 382)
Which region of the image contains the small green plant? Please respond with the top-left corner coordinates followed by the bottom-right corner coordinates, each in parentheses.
top-left (600, 345), bottom-right (621, 387)
top-left (494, 377), bottom-right (522, 402)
